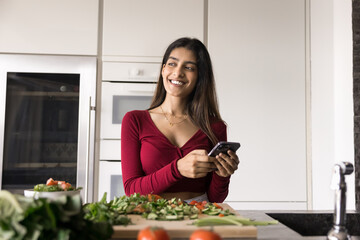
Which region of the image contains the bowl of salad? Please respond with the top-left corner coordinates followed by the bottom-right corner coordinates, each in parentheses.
top-left (24, 178), bottom-right (82, 200)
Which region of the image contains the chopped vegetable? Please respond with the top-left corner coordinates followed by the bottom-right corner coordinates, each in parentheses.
top-left (189, 200), bottom-right (233, 216)
top-left (46, 178), bottom-right (58, 186)
top-left (83, 192), bottom-right (131, 226)
top-left (34, 178), bottom-right (82, 192)
top-left (110, 193), bottom-right (199, 221)
top-left (106, 193), bottom-right (234, 221)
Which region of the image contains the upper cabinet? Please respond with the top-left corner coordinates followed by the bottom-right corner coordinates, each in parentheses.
top-left (208, 0), bottom-right (307, 209)
top-left (102, 0), bottom-right (204, 58)
top-left (0, 0), bottom-right (99, 55)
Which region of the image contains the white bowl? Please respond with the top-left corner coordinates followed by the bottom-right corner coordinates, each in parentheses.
top-left (24, 189), bottom-right (81, 200)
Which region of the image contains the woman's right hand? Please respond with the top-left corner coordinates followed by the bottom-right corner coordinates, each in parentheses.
top-left (176, 150), bottom-right (216, 178)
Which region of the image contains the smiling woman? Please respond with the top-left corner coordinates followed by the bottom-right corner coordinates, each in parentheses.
top-left (161, 47), bottom-right (198, 99)
top-left (120, 37), bottom-right (240, 203)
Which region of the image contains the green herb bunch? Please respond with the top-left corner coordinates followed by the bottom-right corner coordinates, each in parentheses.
top-left (0, 190), bottom-right (113, 240)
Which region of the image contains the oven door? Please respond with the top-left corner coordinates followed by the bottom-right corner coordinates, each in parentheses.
top-left (0, 54), bottom-right (96, 202)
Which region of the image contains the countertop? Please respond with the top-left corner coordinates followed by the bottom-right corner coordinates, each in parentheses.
top-left (111, 210), bottom-right (360, 240)
top-left (237, 210), bottom-right (360, 240)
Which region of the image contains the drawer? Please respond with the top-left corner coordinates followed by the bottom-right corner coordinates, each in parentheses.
top-left (100, 140), bottom-right (121, 160)
top-left (102, 62), bottom-right (161, 82)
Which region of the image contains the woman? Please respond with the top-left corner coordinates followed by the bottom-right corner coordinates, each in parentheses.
top-left (121, 37), bottom-right (239, 203)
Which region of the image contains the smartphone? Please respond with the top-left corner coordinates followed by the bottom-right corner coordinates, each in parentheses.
top-left (208, 141), bottom-right (241, 157)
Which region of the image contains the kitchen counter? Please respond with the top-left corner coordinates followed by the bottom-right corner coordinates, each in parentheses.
top-left (237, 210), bottom-right (360, 240)
top-left (112, 210), bottom-right (360, 240)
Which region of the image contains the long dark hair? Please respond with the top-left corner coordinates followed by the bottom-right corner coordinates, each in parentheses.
top-left (149, 37), bottom-right (223, 145)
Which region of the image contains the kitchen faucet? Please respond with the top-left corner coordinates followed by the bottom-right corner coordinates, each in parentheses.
top-left (327, 162), bottom-right (354, 240)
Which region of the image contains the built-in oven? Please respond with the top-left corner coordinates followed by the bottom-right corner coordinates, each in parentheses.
top-left (0, 54), bottom-right (97, 202)
top-left (98, 61), bottom-right (159, 201)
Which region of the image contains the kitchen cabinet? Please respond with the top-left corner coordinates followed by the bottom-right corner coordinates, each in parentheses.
top-left (102, 0), bottom-right (204, 58)
top-left (0, 0), bottom-right (98, 55)
top-left (208, 0), bottom-right (307, 209)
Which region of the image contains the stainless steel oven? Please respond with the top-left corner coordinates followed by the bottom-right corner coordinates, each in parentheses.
top-left (98, 61), bottom-right (158, 201)
top-left (0, 54), bottom-right (96, 202)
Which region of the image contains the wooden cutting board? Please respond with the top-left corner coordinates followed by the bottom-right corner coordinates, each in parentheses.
top-left (112, 204), bottom-right (257, 239)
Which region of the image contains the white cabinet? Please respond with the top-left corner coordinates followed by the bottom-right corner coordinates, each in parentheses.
top-left (102, 0), bottom-right (204, 58)
top-left (208, 0), bottom-right (307, 209)
top-left (0, 0), bottom-right (98, 55)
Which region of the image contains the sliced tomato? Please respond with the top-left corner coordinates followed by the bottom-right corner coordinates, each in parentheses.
top-left (148, 194), bottom-right (163, 202)
top-left (189, 200), bottom-right (198, 205)
top-left (61, 182), bottom-right (72, 191)
top-left (153, 194), bottom-right (162, 201)
top-left (46, 178), bottom-right (58, 186)
top-left (133, 204), bottom-right (146, 213)
top-left (147, 194), bottom-right (152, 202)
top-left (195, 204), bottom-right (204, 211)
top-left (213, 202), bottom-right (223, 210)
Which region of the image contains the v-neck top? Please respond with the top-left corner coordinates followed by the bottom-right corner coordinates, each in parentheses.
top-left (121, 110), bottom-right (230, 203)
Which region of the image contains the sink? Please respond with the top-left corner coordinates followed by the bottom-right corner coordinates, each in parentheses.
top-left (266, 212), bottom-right (360, 237)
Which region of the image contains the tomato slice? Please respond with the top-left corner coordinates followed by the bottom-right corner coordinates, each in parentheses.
top-left (46, 178), bottom-right (58, 186)
top-left (133, 204), bottom-right (145, 213)
top-left (213, 202), bottom-right (223, 209)
top-left (195, 204), bottom-right (204, 211)
top-left (147, 194), bottom-right (163, 202)
top-left (153, 194), bottom-right (162, 201)
top-left (189, 200), bottom-right (198, 205)
top-left (61, 182), bottom-right (72, 191)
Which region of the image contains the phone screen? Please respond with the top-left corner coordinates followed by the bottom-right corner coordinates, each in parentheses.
top-left (208, 141), bottom-right (240, 157)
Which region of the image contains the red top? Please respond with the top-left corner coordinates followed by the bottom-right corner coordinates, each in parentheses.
top-left (121, 110), bottom-right (230, 202)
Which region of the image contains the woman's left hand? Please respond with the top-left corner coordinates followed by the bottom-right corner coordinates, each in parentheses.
top-left (213, 150), bottom-right (239, 177)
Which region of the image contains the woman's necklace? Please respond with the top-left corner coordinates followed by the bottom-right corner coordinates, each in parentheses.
top-left (160, 106), bottom-right (188, 127)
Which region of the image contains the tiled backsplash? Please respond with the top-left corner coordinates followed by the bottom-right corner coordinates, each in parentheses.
top-left (353, 1), bottom-right (360, 211)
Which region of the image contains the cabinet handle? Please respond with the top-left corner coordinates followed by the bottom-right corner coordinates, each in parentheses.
top-left (85, 96), bottom-right (96, 203)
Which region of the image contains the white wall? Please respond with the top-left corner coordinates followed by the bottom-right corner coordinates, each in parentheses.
top-left (311, 0), bottom-right (355, 210)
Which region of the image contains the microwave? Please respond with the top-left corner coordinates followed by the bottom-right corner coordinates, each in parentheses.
top-left (100, 82), bottom-right (156, 140)
top-left (100, 61), bottom-right (160, 141)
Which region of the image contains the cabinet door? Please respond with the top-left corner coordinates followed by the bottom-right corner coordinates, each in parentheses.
top-left (103, 0), bottom-right (204, 57)
top-left (208, 0), bottom-right (307, 209)
top-left (0, 0), bottom-right (98, 55)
